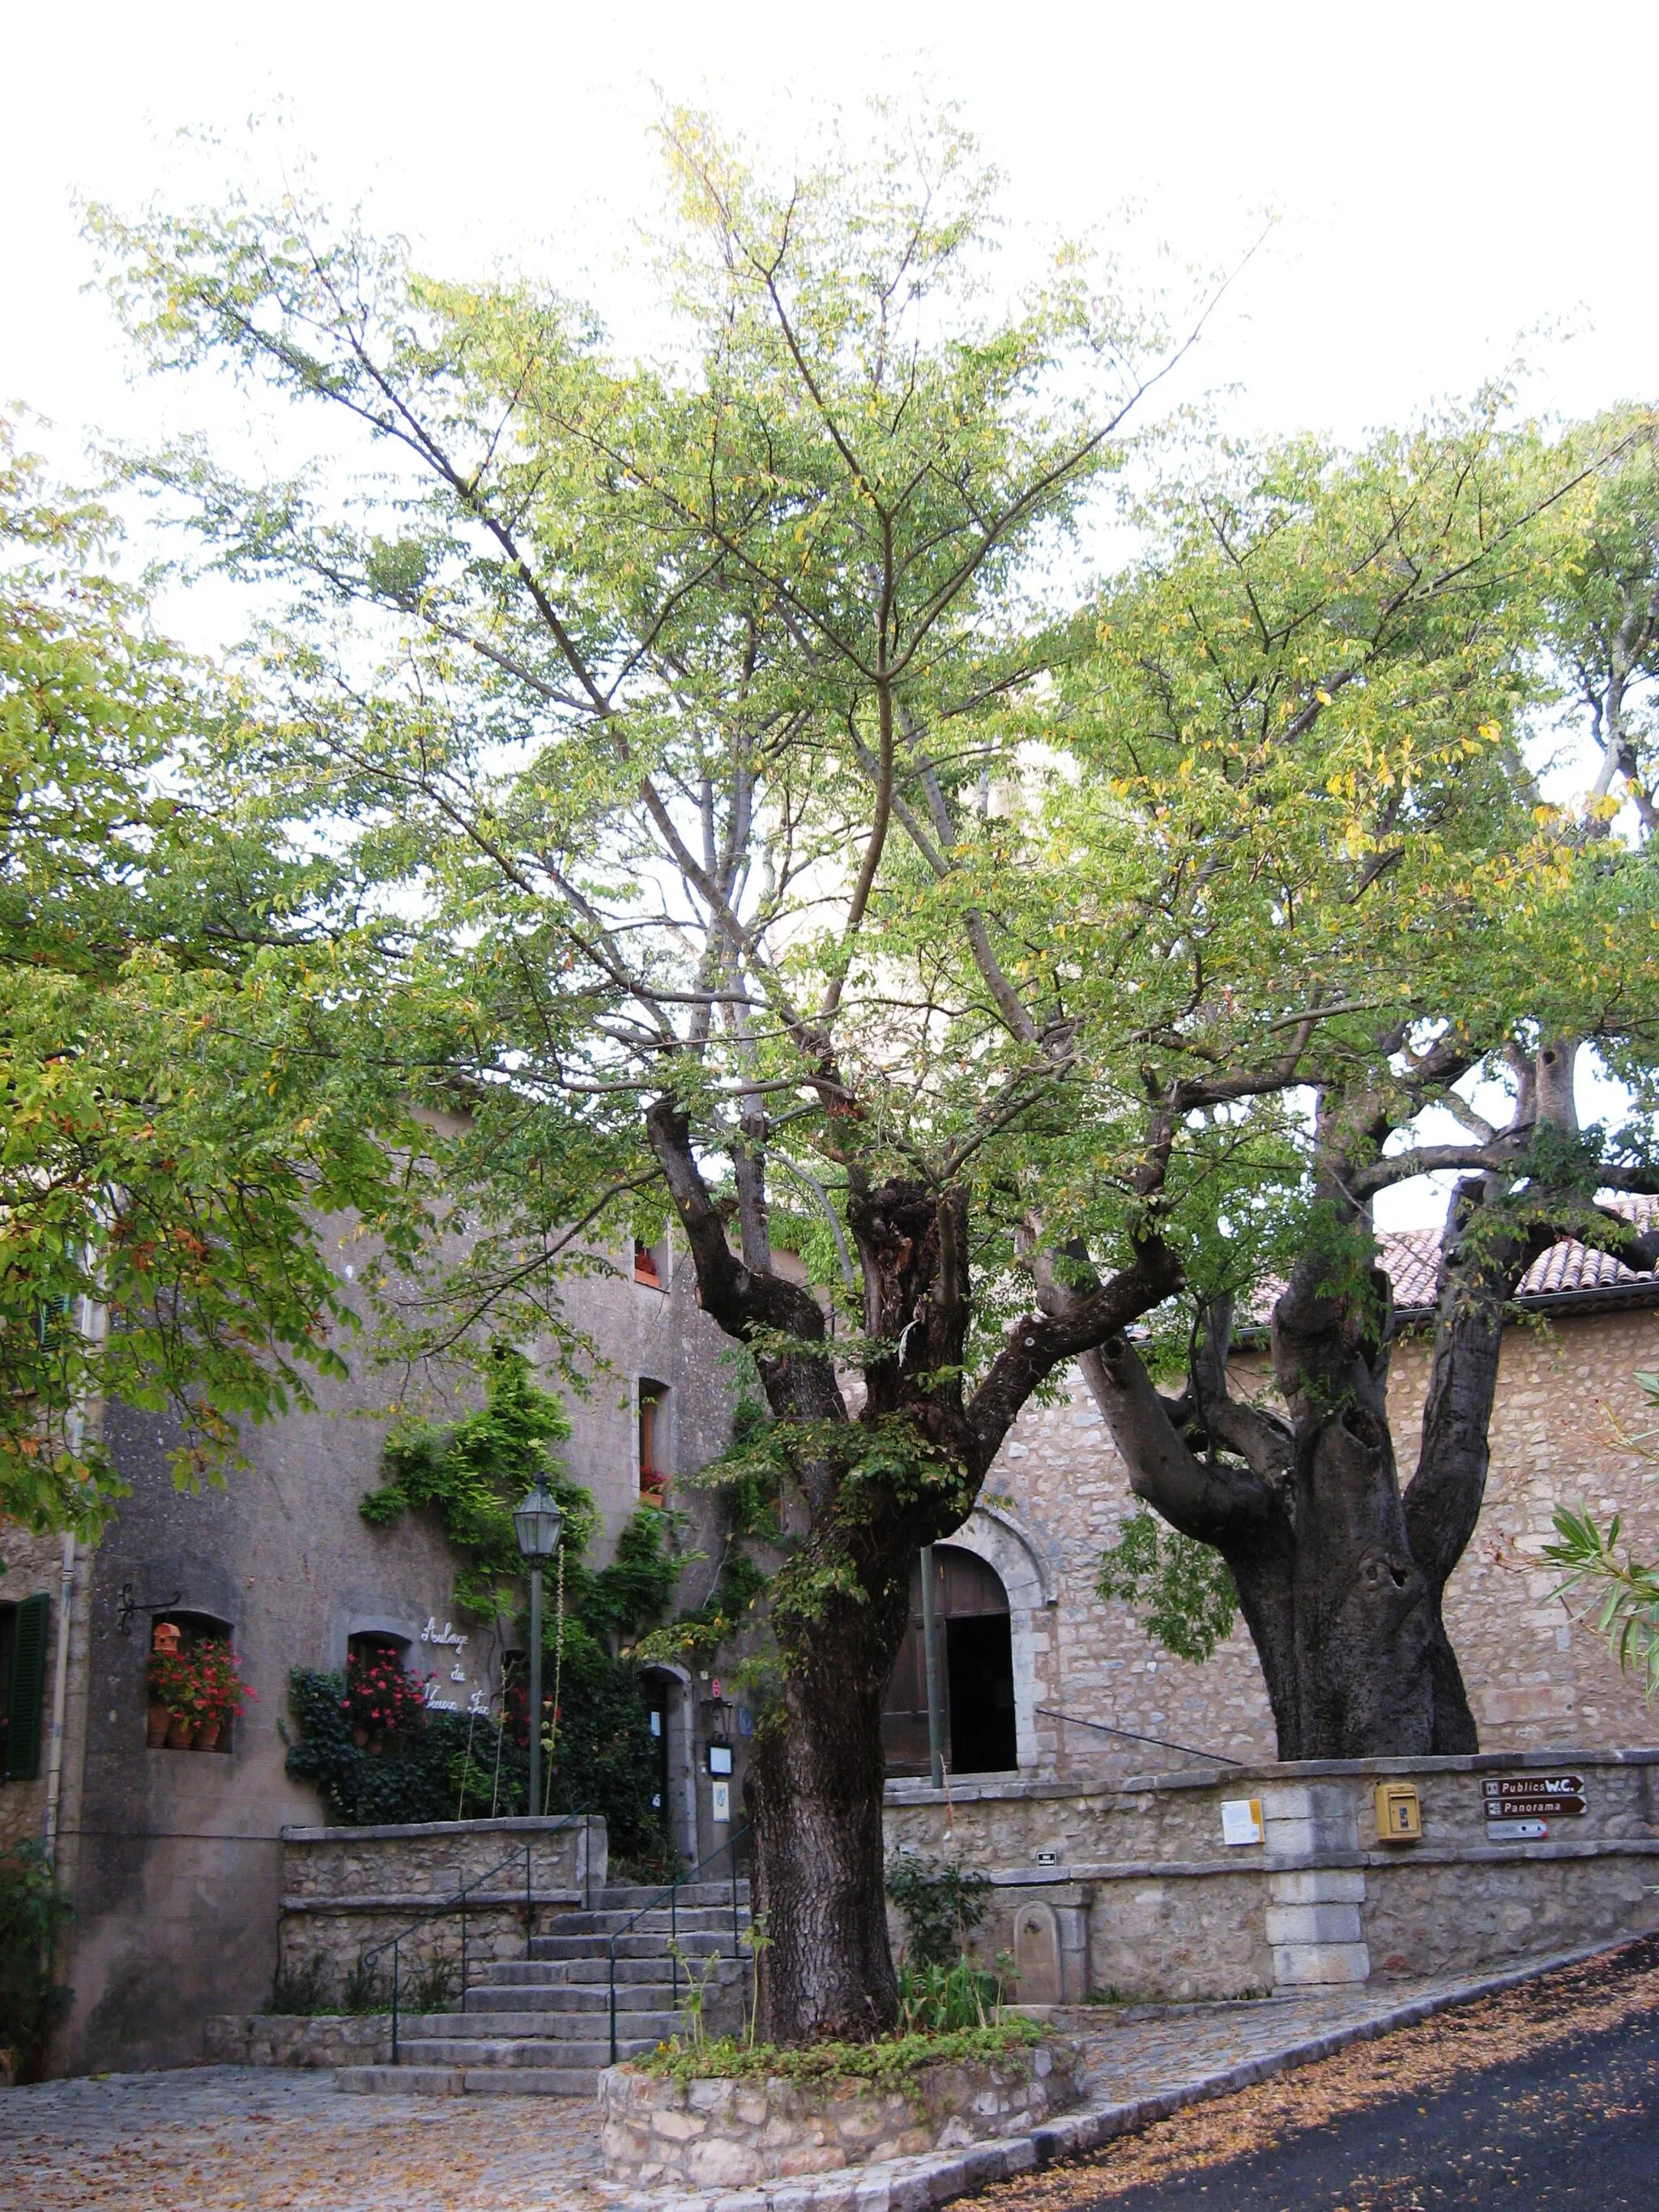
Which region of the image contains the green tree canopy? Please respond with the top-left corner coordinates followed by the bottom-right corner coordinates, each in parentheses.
top-left (0, 420), bottom-right (429, 1531)
top-left (89, 112), bottom-right (1658, 2034)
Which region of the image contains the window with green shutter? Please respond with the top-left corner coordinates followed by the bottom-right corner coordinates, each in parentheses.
top-left (3, 1592), bottom-right (49, 1781)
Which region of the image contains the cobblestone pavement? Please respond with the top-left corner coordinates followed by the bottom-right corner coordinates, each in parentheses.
top-left (0, 1954), bottom-right (1620, 2212)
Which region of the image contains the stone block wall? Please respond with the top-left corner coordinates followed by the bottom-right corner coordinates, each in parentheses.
top-left (885, 1750), bottom-right (1659, 2002)
top-left (277, 1814), bottom-right (603, 1998)
top-left (203, 2014), bottom-right (392, 2067)
top-left (598, 2044), bottom-right (1081, 2191)
top-left (983, 1306), bottom-right (1659, 1783)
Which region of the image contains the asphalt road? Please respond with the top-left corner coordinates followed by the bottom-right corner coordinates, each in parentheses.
top-left (1073, 1980), bottom-right (1659, 2211)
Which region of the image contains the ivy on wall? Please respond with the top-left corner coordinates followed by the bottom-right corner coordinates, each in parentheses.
top-left (296, 1348), bottom-right (783, 1848)
top-left (286, 1343), bottom-right (687, 1853)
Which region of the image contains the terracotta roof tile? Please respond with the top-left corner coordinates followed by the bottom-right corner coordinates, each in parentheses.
top-left (1247, 1196), bottom-right (1657, 1323)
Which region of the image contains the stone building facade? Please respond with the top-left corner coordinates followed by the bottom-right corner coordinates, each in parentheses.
top-left (6, 1196), bottom-right (1657, 2075)
top-left (0, 1228), bottom-right (742, 2076)
top-left (889, 1216), bottom-right (1659, 1789)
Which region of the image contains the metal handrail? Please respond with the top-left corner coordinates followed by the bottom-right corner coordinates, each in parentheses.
top-left (1034, 1705), bottom-right (1243, 1767)
top-left (356, 1815), bottom-right (595, 2064)
top-left (607, 1826), bottom-right (750, 2065)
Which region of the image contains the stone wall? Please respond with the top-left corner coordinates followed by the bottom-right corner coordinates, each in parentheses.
top-left (981, 1304), bottom-right (1659, 1781)
top-left (885, 1750), bottom-right (1659, 2002)
top-left (203, 2014), bottom-right (392, 2067)
top-left (598, 2043), bottom-right (1080, 2191)
top-left (276, 1815), bottom-right (603, 1997)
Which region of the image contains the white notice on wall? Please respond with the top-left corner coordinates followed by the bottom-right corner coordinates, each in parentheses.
top-left (710, 1779), bottom-right (731, 1824)
top-left (1220, 1797), bottom-right (1265, 1847)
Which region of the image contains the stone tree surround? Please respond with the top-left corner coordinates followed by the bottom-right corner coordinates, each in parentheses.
top-left (275, 1814), bottom-right (606, 1997)
top-left (884, 1748), bottom-right (1659, 2002)
top-left (599, 2044), bottom-right (1081, 2192)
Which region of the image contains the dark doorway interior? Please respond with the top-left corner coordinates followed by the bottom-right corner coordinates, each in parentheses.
top-left (945, 1613), bottom-right (1017, 1775)
top-left (881, 1545), bottom-right (1017, 1776)
top-left (642, 1673), bottom-right (671, 1819)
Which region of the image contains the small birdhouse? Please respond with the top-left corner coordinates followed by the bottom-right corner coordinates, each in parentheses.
top-left (151, 1620), bottom-right (183, 1656)
top-left (1375, 1780), bottom-right (1422, 1842)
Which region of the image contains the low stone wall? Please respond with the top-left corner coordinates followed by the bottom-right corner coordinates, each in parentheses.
top-left (885, 1747), bottom-right (1659, 2002)
top-left (277, 1814), bottom-right (605, 2003)
top-left (599, 2044), bottom-right (1080, 2190)
top-left (203, 2014), bottom-right (392, 2068)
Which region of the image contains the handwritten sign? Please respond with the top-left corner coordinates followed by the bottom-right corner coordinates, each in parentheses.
top-left (420, 1618), bottom-right (468, 1652)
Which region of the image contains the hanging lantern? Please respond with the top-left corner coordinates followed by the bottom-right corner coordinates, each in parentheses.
top-left (512, 1477), bottom-right (564, 1563)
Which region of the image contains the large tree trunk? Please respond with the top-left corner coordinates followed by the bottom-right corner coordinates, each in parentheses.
top-left (744, 1576), bottom-right (908, 2039)
top-left (1085, 1052), bottom-right (1588, 1762)
top-left (646, 1098), bottom-right (1181, 2041)
top-left (1085, 1255), bottom-right (1455, 1760)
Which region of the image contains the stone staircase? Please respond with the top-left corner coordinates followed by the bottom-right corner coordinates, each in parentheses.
top-left (336, 1878), bottom-right (752, 2096)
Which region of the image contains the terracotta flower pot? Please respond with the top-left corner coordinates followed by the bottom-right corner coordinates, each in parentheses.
top-left (193, 1720), bottom-right (222, 1754)
top-left (147, 1705), bottom-right (171, 1749)
top-left (165, 1714), bottom-right (195, 1750)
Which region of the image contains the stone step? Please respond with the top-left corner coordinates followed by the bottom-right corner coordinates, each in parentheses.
top-left (529, 1930), bottom-right (745, 1962)
top-left (336, 2064), bottom-right (603, 2097)
top-left (486, 1953), bottom-right (750, 1988)
top-left (591, 1880), bottom-right (749, 1911)
top-left (403, 2008), bottom-right (683, 2042)
top-left (547, 1905), bottom-right (749, 1937)
top-left (463, 1981), bottom-right (680, 2014)
top-left (389, 2035), bottom-right (656, 2068)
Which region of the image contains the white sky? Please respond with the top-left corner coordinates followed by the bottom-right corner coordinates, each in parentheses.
top-left (5, 0), bottom-right (1653, 1225)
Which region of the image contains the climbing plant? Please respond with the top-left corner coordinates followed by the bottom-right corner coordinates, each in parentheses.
top-left (313, 1343), bottom-right (683, 1849)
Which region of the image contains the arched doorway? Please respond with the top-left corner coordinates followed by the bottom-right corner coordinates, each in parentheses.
top-left (881, 1546), bottom-right (1017, 1777)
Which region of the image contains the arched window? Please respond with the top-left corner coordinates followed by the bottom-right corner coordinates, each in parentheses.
top-left (881, 1547), bottom-right (1017, 1777)
top-left (348, 1629), bottom-right (411, 1669)
top-left (147, 1609), bottom-right (237, 1754)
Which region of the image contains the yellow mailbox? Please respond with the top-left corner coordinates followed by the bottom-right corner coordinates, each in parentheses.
top-left (1375, 1780), bottom-right (1422, 1842)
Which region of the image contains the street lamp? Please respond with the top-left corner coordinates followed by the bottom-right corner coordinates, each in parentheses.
top-left (513, 1476), bottom-right (564, 1821)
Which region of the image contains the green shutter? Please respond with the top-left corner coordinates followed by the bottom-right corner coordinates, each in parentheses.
top-left (4, 1592), bottom-right (49, 1781)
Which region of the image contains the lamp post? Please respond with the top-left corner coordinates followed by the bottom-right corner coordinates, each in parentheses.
top-left (513, 1475), bottom-right (564, 1821)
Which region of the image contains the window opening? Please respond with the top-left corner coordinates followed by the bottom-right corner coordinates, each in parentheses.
top-left (633, 1238), bottom-right (665, 1288)
top-left (343, 1633), bottom-right (425, 1748)
top-left (638, 1382), bottom-right (669, 1506)
top-left (347, 1630), bottom-right (410, 1667)
top-left (147, 1609), bottom-right (239, 1754)
top-left (2, 1597), bottom-right (51, 1783)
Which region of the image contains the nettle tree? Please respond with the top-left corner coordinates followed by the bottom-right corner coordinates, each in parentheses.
top-left (94, 119), bottom-right (1652, 2035)
top-left (1049, 430), bottom-right (1659, 1760)
top-left (1547, 408), bottom-right (1659, 835)
top-left (0, 421), bottom-right (423, 1532)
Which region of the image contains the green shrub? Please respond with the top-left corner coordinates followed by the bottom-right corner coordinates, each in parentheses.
top-left (284, 1656), bottom-right (666, 1858)
top-left (884, 1854), bottom-right (990, 1969)
top-left (637, 2017), bottom-right (1041, 2086)
top-left (0, 1844), bottom-right (72, 2081)
top-left (897, 1954), bottom-right (1005, 2032)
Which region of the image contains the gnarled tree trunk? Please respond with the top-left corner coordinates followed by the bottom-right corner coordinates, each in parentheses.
top-left (1086, 1045), bottom-right (1613, 1761)
top-left (646, 1097), bottom-right (1180, 2041)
